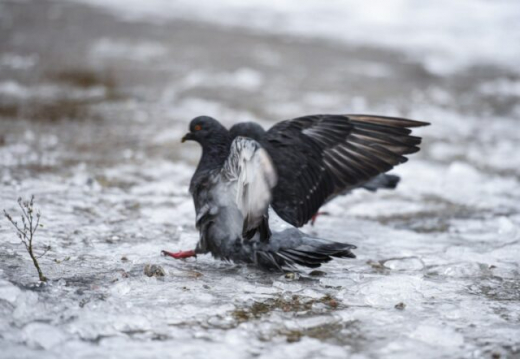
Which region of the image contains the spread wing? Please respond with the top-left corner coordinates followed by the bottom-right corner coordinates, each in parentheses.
top-left (221, 136), bottom-right (278, 241)
top-left (262, 114), bottom-right (429, 227)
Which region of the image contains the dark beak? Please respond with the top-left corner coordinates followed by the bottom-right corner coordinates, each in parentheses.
top-left (181, 133), bottom-right (194, 143)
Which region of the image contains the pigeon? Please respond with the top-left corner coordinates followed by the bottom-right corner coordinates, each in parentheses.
top-left (230, 121), bottom-right (401, 224)
top-left (229, 114), bottom-right (428, 227)
top-left (162, 114), bottom-right (428, 270)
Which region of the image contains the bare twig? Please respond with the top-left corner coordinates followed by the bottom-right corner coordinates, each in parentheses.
top-left (36, 245), bottom-right (51, 259)
top-left (3, 196), bottom-right (47, 282)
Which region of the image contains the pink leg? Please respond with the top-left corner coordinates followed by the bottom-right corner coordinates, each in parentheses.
top-left (310, 211), bottom-right (330, 226)
top-left (161, 250), bottom-right (197, 259)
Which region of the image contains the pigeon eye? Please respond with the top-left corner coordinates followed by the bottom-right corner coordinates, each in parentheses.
top-left (194, 125), bottom-right (202, 131)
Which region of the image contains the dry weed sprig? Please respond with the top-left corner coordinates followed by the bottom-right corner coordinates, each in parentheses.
top-left (3, 196), bottom-right (48, 282)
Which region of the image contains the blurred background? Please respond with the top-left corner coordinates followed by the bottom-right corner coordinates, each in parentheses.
top-left (1, 1), bottom-right (519, 358)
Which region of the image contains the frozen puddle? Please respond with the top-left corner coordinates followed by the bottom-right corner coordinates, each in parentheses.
top-left (1, 0), bottom-right (520, 358)
top-left (1, 157), bottom-right (519, 358)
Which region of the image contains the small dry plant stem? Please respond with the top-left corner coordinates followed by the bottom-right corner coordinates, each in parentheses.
top-left (3, 196), bottom-right (48, 282)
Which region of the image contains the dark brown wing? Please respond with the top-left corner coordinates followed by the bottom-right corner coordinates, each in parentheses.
top-left (262, 114), bottom-right (429, 227)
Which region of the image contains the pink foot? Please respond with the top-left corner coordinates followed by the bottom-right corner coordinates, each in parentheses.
top-left (161, 250), bottom-right (197, 259)
top-left (310, 211), bottom-right (330, 226)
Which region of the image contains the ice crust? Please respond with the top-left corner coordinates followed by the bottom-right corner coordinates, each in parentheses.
top-left (1, 1), bottom-right (520, 358)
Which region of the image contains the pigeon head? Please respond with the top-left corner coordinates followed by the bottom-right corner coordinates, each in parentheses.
top-left (229, 122), bottom-right (266, 142)
top-left (182, 116), bottom-right (230, 146)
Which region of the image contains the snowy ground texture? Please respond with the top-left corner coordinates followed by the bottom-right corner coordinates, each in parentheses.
top-left (1, 0), bottom-right (520, 358)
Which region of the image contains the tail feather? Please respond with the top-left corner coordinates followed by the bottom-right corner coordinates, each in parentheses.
top-left (283, 248), bottom-right (331, 261)
top-left (277, 251), bottom-right (323, 268)
top-left (256, 251), bottom-right (282, 271)
top-left (310, 242), bottom-right (357, 259)
top-left (282, 249), bottom-right (331, 265)
top-left (362, 174), bottom-right (400, 192)
top-left (254, 240), bottom-right (356, 270)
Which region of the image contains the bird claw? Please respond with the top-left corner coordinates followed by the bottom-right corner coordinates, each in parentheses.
top-left (310, 211), bottom-right (330, 226)
top-left (161, 250), bottom-right (197, 259)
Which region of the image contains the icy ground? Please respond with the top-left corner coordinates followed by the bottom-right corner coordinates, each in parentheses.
top-left (1, 0), bottom-right (520, 358)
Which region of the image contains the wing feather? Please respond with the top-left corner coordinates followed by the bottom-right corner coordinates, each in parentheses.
top-left (263, 114), bottom-right (429, 227)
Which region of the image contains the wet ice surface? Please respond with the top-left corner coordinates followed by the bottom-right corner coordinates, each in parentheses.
top-left (1, 0), bottom-right (520, 358)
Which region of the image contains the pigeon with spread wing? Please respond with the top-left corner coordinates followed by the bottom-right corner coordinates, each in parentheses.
top-left (230, 114), bottom-right (428, 226)
top-left (163, 114), bottom-right (428, 270)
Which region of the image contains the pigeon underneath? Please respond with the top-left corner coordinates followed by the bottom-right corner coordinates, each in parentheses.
top-left (163, 114), bottom-right (428, 271)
